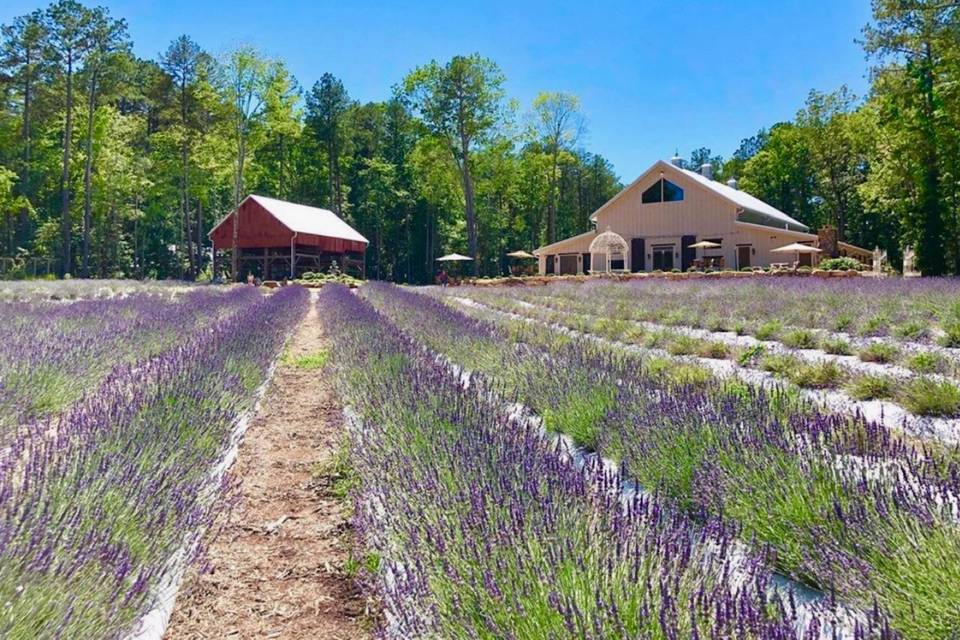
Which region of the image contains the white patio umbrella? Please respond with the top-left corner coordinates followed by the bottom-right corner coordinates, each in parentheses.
top-left (436, 253), bottom-right (474, 262)
top-left (506, 250), bottom-right (536, 259)
top-left (686, 240), bottom-right (721, 249)
top-left (771, 242), bottom-right (822, 266)
top-left (687, 240), bottom-right (722, 266)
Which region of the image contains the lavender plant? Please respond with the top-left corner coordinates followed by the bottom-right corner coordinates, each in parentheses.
top-left (0, 286), bottom-right (308, 639)
top-left (367, 282), bottom-right (958, 638)
top-left (321, 285), bottom-right (888, 639)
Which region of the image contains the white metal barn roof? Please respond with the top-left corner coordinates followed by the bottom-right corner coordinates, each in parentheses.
top-left (247, 195), bottom-right (369, 244)
top-left (678, 167), bottom-right (810, 233)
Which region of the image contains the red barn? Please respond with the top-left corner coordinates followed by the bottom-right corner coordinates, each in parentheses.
top-left (209, 195), bottom-right (368, 281)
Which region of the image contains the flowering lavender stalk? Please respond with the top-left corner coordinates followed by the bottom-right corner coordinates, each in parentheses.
top-left (365, 281), bottom-right (960, 639)
top-left (0, 287), bottom-right (261, 436)
top-left (322, 284), bottom-right (895, 640)
top-left (0, 285), bottom-right (308, 639)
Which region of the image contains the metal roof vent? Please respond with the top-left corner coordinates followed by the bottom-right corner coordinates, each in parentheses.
top-left (727, 177), bottom-right (738, 190)
top-left (700, 163), bottom-right (713, 180)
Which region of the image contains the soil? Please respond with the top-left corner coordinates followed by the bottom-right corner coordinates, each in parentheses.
top-left (166, 293), bottom-right (371, 640)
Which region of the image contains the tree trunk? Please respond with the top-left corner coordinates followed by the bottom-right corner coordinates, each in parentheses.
top-left (181, 79), bottom-right (195, 279)
top-left (917, 41), bottom-right (945, 276)
top-left (231, 133), bottom-right (245, 280)
top-left (60, 53), bottom-right (74, 277)
top-left (18, 55), bottom-right (33, 249)
top-left (278, 134), bottom-right (286, 199)
top-left (462, 157), bottom-right (478, 277)
top-left (547, 148), bottom-right (559, 244)
top-left (81, 69), bottom-right (97, 278)
top-left (196, 196), bottom-right (204, 277)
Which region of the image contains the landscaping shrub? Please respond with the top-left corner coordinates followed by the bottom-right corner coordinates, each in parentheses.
top-left (819, 257), bottom-right (863, 271)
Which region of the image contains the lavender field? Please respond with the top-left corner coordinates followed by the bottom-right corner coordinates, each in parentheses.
top-left (0, 284), bottom-right (308, 638)
top-left (317, 278), bottom-right (960, 640)
top-left (4, 277), bottom-right (959, 639)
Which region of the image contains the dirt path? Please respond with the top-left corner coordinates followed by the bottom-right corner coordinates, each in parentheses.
top-left (167, 294), bottom-right (369, 640)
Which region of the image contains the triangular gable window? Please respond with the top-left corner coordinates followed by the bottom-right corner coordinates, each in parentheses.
top-left (641, 178), bottom-right (684, 204)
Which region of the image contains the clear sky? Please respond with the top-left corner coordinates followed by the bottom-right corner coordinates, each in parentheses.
top-left (1, 0), bottom-right (874, 181)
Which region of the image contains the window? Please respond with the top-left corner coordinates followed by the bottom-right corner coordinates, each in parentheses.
top-left (641, 178), bottom-right (684, 204)
top-left (662, 179), bottom-right (684, 202)
top-left (641, 181), bottom-right (661, 203)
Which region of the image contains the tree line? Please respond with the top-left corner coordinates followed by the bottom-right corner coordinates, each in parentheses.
top-left (1, 0), bottom-right (958, 280)
top-left (686, 0), bottom-right (960, 275)
top-left (0, 0), bottom-right (620, 282)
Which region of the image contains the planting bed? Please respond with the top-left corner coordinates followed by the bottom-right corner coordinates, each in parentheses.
top-left (321, 284), bottom-right (889, 639)
top-left (0, 285), bottom-right (308, 639)
top-left (332, 281), bottom-right (958, 639)
top-left (449, 286), bottom-right (960, 431)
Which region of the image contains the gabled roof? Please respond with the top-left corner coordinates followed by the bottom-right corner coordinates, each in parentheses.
top-left (246, 195), bottom-right (369, 244)
top-left (590, 160), bottom-right (809, 233)
top-left (533, 229), bottom-right (597, 256)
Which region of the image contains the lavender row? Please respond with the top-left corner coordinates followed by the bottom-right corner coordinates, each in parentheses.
top-left (0, 287), bottom-right (260, 434)
top-left (455, 288), bottom-right (960, 420)
top-left (368, 282), bottom-right (957, 639)
top-left (320, 284), bottom-right (886, 639)
top-left (508, 278), bottom-right (960, 350)
top-left (0, 286), bottom-right (308, 639)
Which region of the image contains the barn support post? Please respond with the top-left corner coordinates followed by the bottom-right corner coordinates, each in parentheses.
top-left (290, 232), bottom-right (297, 279)
top-left (262, 247), bottom-right (268, 280)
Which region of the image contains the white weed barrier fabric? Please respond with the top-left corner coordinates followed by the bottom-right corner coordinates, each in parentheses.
top-left (121, 355), bottom-right (282, 640)
top-left (372, 301), bottom-right (867, 640)
top-left (453, 295), bottom-right (960, 445)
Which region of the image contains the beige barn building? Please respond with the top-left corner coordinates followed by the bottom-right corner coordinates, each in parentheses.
top-left (535, 158), bottom-right (870, 275)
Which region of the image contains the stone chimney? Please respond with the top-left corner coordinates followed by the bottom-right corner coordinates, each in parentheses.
top-left (817, 226), bottom-right (839, 258)
top-left (726, 177), bottom-right (738, 190)
top-left (700, 163), bottom-right (713, 180)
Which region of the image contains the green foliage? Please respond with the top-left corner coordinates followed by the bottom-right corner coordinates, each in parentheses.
top-left (788, 360), bottom-right (845, 389)
top-left (781, 328), bottom-right (819, 350)
top-left (292, 349), bottom-right (329, 370)
top-left (822, 337), bottom-right (852, 355)
top-left (858, 342), bottom-right (900, 364)
top-left (819, 257), bottom-right (863, 271)
top-left (846, 374), bottom-right (896, 400)
top-left (754, 320), bottom-right (782, 341)
top-left (905, 351), bottom-right (946, 375)
top-left (896, 379), bottom-right (960, 417)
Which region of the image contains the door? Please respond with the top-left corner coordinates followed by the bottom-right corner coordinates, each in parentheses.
top-left (798, 252), bottom-right (813, 267)
top-left (545, 254), bottom-right (555, 275)
top-left (681, 235), bottom-right (696, 272)
top-left (737, 245), bottom-right (751, 270)
top-left (582, 253), bottom-right (591, 273)
top-left (559, 254), bottom-right (578, 275)
top-left (653, 246), bottom-right (674, 271)
top-left (631, 238), bottom-right (645, 272)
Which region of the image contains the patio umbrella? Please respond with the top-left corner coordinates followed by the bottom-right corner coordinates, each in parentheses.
top-left (687, 240), bottom-right (722, 268)
top-left (771, 242), bottom-right (822, 266)
top-left (506, 250), bottom-right (535, 259)
top-left (436, 253), bottom-right (474, 262)
top-left (686, 240), bottom-right (721, 249)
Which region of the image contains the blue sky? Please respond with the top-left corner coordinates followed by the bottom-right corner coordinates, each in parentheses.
top-left (1, 0), bottom-right (873, 180)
